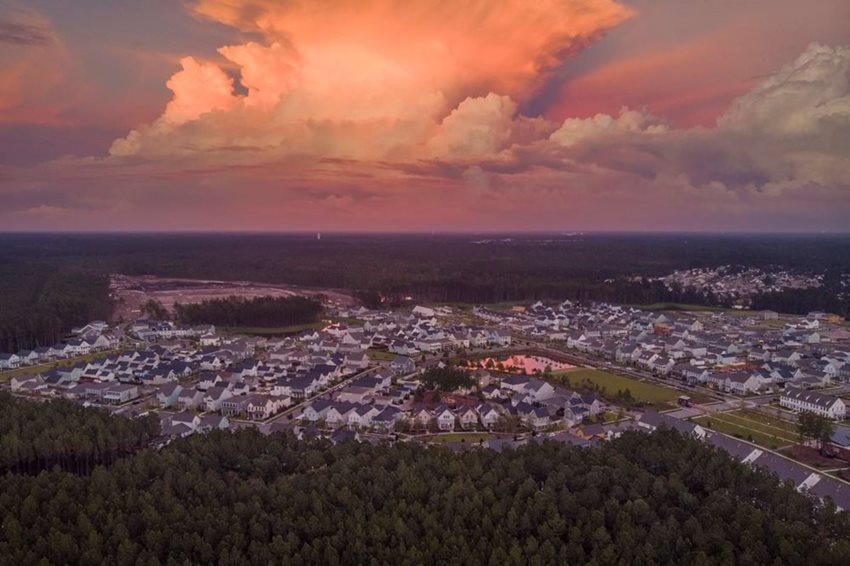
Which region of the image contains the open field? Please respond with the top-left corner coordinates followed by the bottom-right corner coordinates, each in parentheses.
top-left (720, 411), bottom-right (799, 439)
top-left (111, 274), bottom-right (357, 321)
top-left (731, 408), bottom-right (799, 431)
top-left (367, 349), bottom-right (397, 362)
top-left (694, 412), bottom-right (798, 450)
top-left (552, 368), bottom-right (691, 406)
top-left (424, 432), bottom-right (493, 444)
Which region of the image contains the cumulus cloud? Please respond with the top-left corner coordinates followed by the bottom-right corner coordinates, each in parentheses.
top-left (719, 43), bottom-right (850, 136)
top-left (109, 0), bottom-right (633, 160)
top-left (551, 43), bottom-right (850, 193)
top-left (426, 94), bottom-right (518, 158)
top-left (6, 2), bottom-right (849, 233)
top-left (549, 107), bottom-right (668, 147)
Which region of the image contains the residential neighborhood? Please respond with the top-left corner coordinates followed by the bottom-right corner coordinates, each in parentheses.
top-left (4, 296), bottom-right (850, 510)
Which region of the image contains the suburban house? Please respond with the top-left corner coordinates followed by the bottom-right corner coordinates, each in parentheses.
top-left (157, 383), bottom-right (183, 408)
top-left (103, 384), bottom-right (140, 405)
top-left (477, 404), bottom-right (503, 429)
top-left (302, 399), bottom-right (335, 422)
top-left (457, 406), bottom-right (479, 429)
top-left (178, 388), bottom-right (205, 411)
top-left (433, 405), bottom-right (456, 431)
top-left (204, 386), bottom-right (234, 412)
top-left (247, 395), bottom-right (289, 420)
top-left (0, 353), bottom-right (22, 369)
top-left (780, 387), bottom-right (846, 420)
top-left (220, 395), bottom-right (251, 417)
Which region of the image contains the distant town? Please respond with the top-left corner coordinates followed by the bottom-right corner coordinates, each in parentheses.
top-left (646, 266), bottom-right (824, 307)
top-left (3, 291), bottom-right (850, 509)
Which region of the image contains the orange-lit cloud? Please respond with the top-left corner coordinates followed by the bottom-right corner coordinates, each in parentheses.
top-left (111, 0), bottom-right (633, 160)
top-left (2, 1), bottom-right (850, 233)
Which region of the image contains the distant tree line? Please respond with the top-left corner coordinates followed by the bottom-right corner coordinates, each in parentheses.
top-left (0, 265), bottom-right (112, 353)
top-left (752, 275), bottom-right (850, 318)
top-left (1, 233), bottom-right (848, 350)
top-left (174, 295), bottom-right (323, 328)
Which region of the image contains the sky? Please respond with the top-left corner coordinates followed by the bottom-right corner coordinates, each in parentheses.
top-left (1, 0), bottom-right (849, 232)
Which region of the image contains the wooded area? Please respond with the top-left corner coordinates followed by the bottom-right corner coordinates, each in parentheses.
top-left (0, 393), bottom-right (159, 475)
top-left (0, 263), bottom-right (111, 353)
top-left (0, 393), bottom-right (848, 564)
top-left (421, 367), bottom-right (474, 391)
top-left (174, 296), bottom-right (323, 328)
top-left (2, 233), bottom-right (848, 351)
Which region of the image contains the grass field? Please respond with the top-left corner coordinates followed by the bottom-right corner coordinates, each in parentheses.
top-left (731, 409), bottom-right (799, 432)
top-left (552, 368), bottom-right (686, 406)
top-left (694, 411), bottom-right (799, 449)
top-left (425, 432), bottom-right (493, 444)
top-left (367, 349), bottom-right (397, 362)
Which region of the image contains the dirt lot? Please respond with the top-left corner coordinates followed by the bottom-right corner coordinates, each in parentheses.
top-left (110, 274), bottom-right (358, 321)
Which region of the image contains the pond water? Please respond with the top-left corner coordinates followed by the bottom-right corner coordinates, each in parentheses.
top-left (476, 354), bottom-right (574, 375)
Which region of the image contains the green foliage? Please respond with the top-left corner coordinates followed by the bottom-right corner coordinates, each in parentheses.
top-left (797, 411), bottom-right (836, 451)
top-left (0, 414), bottom-right (848, 563)
top-left (142, 299), bottom-right (169, 320)
top-left (0, 264), bottom-right (111, 352)
top-left (2, 233), bottom-right (850, 352)
top-left (174, 295), bottom-right (323, 328)
top-left (421, 367), bottom-right (474, 391)
top-left (0, 392), bottom-right (159, 475)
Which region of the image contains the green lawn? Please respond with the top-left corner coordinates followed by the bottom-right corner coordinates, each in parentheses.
top-left (426, 432), bottom-right (493, 444)
top-left (694, 414), bottom-right (797, 450)
top-left (601, 410), bottom-right (621, 423)
top-left (553, 368), bottom-right (685, 406)
top-left (367, 349), bottom-right (397, 362)
top-left (729, 409), bottom-right (799, 434)
top-left (720, 412), bottom-right (799, 441)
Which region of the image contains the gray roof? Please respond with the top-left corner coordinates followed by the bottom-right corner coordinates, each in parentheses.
top-left (705, 431), bottom-right (759, 460)
top-left (782, 387), bottom-right (842, 410)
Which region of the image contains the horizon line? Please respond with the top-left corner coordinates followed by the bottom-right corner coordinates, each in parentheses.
top-left (1, 229), bottom-right (850, 237)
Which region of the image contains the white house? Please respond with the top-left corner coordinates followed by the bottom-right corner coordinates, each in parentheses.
top-left (204, 386), bottom-right (234, 412)
top-left (780, 387), bottom-right (846, 420)
top-left (0, 353), bottom-right (22, 369)
top-left (433, 405), bottom-right (456, 431)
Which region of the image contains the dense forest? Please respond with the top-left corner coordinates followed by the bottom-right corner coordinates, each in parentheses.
top-left (0, 401), bottom-right (848, 564)
top-left (174, 295), bottom-right (324, 328)
top-left (0, 263), bottom-right (112, 353)
top-left (1, 233), bottom-right (849, 350)
top-left (0, 393), bottom-right (159, 475)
